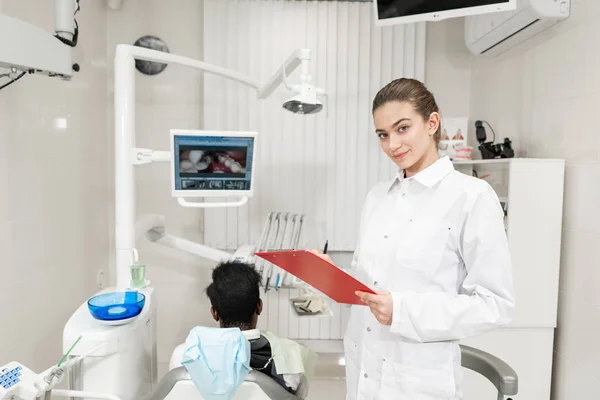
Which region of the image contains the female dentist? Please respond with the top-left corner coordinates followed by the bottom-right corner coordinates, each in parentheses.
top-left (328, 79), bottom-right (515, 400)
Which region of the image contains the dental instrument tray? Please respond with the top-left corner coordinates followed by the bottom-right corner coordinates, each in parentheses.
top-left (87, 291), bottom-right (145, 325)
top-left (291, 298), bottom-right (322, 316)
top-left (290, 294), bottom-right (332, 317)
top-left (254, 250), bottom-right (376, 305)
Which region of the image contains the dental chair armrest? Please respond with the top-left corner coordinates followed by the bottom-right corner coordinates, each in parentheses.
top-left (139, 367), bottom-right (191, 400)
top-left (460, 344), bottom-right (518, 396)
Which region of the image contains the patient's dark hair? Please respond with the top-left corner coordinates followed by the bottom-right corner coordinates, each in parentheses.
top-left (206, 261), bottom-right (262, 328)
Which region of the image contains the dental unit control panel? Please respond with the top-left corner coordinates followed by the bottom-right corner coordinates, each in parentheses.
top-left (0, 358), bottom-right (120, 400)
top-left (0, 362), bottom-right (44, 400)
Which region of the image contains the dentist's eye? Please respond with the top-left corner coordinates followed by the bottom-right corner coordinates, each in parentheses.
top-left (378, 133), bottom-right (388, 140)
top-left (398, 125), bottom-right (409, 132)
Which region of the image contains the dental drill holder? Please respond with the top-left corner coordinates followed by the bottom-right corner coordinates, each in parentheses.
top-left (254, 212), bottom-right (308, 292)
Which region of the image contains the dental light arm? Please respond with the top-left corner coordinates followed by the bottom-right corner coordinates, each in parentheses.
top-left (257, 48), bottom-right (308, 99)
top-left (257, 48), bottom-right (325, 114)
top-left (0, 0), bottom-right (79, 79)
top-left (125, 46), bottom-right (324, 106)
top-left (124, 45), bottom-right (261, 90)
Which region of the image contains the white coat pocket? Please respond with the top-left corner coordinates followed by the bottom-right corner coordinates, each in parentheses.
top-left (396, 217), bottom-right (451, 273)
top-left (382, 341), bottom-right (456, 400)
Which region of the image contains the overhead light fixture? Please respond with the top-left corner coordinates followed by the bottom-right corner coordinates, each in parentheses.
top-left (283, 91), bottom-right (322, 115)
top-left (280, 64), bottom-right (324, 115)
top-left (256, 48), bottom-right (325, 115)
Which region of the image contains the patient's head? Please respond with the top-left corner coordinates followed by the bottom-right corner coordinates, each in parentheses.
top-left (206, 261), bottom-right (263, 330)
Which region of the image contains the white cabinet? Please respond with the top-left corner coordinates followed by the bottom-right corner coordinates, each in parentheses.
top-left (454, 158), bottom-right (565, 400)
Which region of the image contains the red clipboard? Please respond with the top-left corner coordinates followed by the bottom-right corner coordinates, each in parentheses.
top-left (254, 250), bottom-right (376, 305)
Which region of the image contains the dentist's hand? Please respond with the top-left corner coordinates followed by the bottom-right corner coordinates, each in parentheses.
top-left (309, 249), bottom-right (334, 264)
top-left (355, 290), bottom-right (393, 326)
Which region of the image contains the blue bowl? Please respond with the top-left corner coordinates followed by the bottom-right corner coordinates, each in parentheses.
top-left (87, 291), bottom-right (145, 321)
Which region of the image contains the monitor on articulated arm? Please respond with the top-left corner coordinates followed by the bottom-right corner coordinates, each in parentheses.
top-left (170, 129), bottom-right (258, 208)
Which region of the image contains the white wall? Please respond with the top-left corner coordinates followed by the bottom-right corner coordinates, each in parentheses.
top-left (425, 18), bottom-right (473, 120)
top-left (468, 1), bottom-right (600, 398)
top-left (0, 0), bottom-right (109, 371)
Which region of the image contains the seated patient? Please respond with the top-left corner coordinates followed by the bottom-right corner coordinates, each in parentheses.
top-left (170, 261), bottom-right (315, 398)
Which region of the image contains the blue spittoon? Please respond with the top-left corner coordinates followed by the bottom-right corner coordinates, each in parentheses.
top-left (87, 291), bottom-right (145, 322)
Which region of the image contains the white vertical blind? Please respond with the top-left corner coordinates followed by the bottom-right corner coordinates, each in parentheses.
top-left (203, 0), bottom-right (426, 339)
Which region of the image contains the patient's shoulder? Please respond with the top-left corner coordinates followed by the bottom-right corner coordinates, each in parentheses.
top-left (169, 343), bottom-right (186, 371)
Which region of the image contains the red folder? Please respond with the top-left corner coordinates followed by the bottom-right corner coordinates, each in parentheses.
top-left (254, 250), bottom-right (376, 305)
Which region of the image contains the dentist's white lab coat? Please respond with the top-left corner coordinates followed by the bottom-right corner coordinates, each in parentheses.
top-left (344, 156), bottom-right (515, 400)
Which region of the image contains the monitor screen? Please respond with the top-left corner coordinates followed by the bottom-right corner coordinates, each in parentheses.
top-left (171, 130), bottom-right (256, 197)
top-left (375, 0), bottom-right (515, 25)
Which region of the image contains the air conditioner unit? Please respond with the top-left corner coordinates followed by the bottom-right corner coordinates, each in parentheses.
top-left (465, 0), bottom-right (570, 57)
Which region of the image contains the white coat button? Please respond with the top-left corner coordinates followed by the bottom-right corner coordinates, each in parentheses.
top-left (383, 235), bottom-right (388, 239)
top-left (367, 327), bottom-right (371, 332)
top-left (364, 373), bottom-right (368, 378)
top-left (374, 281), bottom-right (378, 286)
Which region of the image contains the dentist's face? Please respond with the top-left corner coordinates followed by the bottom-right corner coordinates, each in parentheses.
top-left (373, 101), bottom-right (439, 175)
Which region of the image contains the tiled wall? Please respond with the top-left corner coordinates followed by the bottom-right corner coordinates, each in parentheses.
top-left (0, 1), bottom-right (109, 371)
top-left (468, 1), bottom-right (600, 397)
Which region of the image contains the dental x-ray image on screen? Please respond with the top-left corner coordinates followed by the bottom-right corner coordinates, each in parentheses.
top-left (171, 130), bottom-right (257, 198)
top-left (375, 0), bottom-right (514, 25)
top-left (179, 148), bottom-right (247, 176)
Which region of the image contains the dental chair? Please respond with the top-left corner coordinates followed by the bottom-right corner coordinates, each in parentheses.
top-left (142, 368), bottom-right (302, 400)
top-left (143, 344), bottom-right (517, 400)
